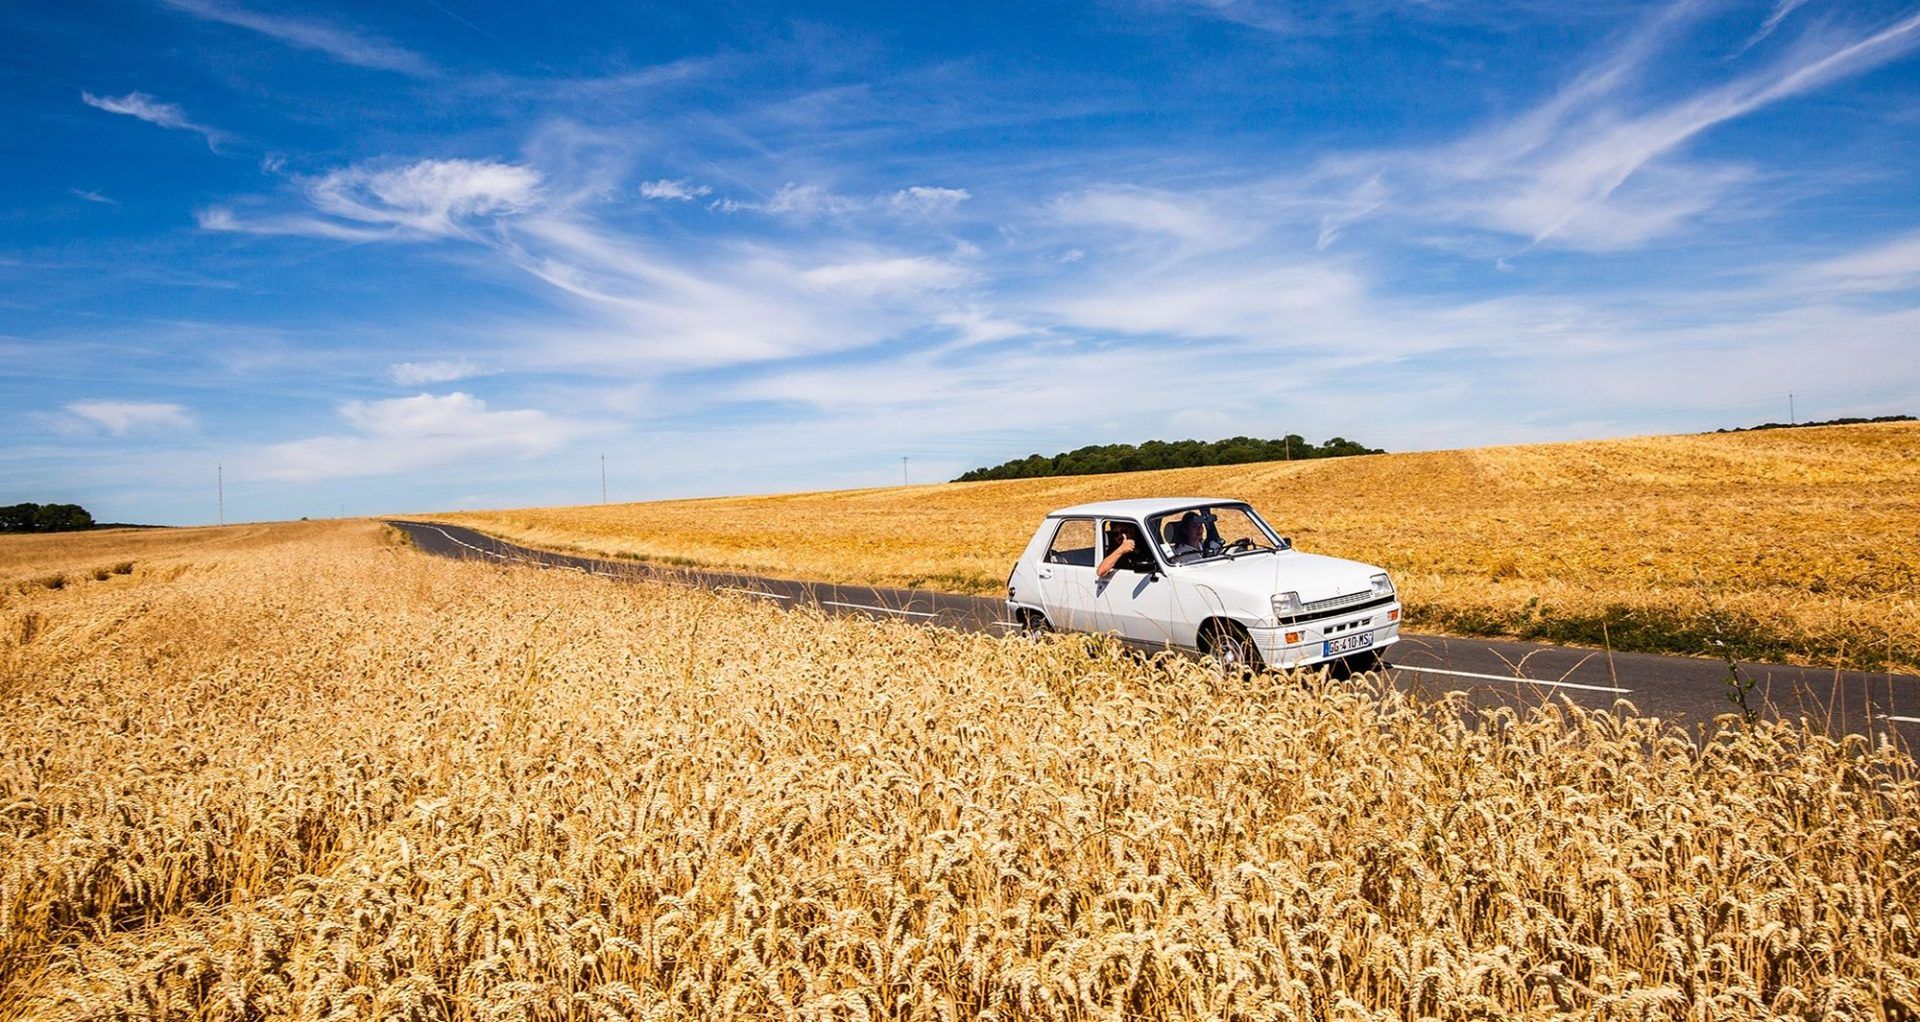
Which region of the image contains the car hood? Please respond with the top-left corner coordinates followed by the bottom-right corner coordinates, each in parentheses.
top-left (1174, 550), bottom-right (1383, 603)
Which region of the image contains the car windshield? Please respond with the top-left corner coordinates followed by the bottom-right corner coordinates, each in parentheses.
top-left (1148, 504), bottom-right (1285, 565)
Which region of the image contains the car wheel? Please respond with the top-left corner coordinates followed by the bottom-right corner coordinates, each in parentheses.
top-left (1017, 608), bottom-right (1053, 636)
top-left (1200, 620), bottom-right (1263, 676)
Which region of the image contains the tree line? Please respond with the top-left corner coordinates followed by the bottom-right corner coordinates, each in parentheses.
top-left (955, 435), bottom-right (1383, 482)
top-left (0, 502), bottom-right (96, 533)
top-left (1713, 414), bottom-right (1912, 433)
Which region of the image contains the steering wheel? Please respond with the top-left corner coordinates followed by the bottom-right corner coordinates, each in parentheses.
top-left (1223, 537), bottom-right (1255, 553)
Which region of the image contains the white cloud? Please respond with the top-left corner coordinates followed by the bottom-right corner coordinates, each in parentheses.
top-left (800, 256), bottom-right (970, 295)
top-left (1053, 185), bottom-right (1251, 248)
top-left (763, 183), bottom-right (864, 217)
top-left (159, 0), bottom-right (433, 75)
top-left (715, 183), bottom-right (970, 218)
top-left (65, 401), bottom-right (195, 436)
top-left (80, 91), bottom-right (223, 149)
top-left (389, 358), bottom-right (488, 385)
top-left (888, 186), bottom-right (970, 215)
top-left (1800, 232), bottom-right (1920, 294)
top-left (640, 178), bottom-right (712, 201)
top-left (196, 205), bottom-right (394, 241)
top-left (501, 217), bottom-right (939, 366)
top-left (937, 306), bottom-right (1037, 347)
top-left (1387, 8), bottom-right (1920, 251)
top-left (1735, 0), bottom-right (1816, 55)
top-left (308, 159), bottom-right (542, 236)
top-left (248, 393), bottom-right (575, 481)
top-left (70, 189), bottom-right (117, 205)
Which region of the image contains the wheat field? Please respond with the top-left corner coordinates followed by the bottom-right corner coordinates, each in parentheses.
top-left (2, 520), bottom-right (1916, 1020)
top-left (441, 422), bottom-right (1920, 670)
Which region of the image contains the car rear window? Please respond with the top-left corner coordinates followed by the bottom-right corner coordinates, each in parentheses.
top-left (1044, 518), bottom-right (1096, 567)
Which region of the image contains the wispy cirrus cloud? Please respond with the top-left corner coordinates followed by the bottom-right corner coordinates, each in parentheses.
top-left (799, 255), bottom-right (971, 295)
top-left (196, 206), bottom-right (393, 241)
top-left (200, 158), bottom-right (542, 240)
top-left (389, 358), bottom-right (489, 386)
top-left (1361, 6), bottom-right (1920, 251)
top-left (245, 392), bottom-right (577, 481)
top-left (80, 91), bottom-right (224, 149)
top-left (65, 400), bottom-right (195, 436)
top-left (1052, 184), bottom-right (1253, 248)
top-left (159, 0), bottom-right (435, 76)
top-left (1799, 230), bottom-right (1920, 294)
top-left (309, 159), bottom-right (541, 235)
top-left (886, 186), bottom-right (971, 215)
top-left (639, 178), bottom-right (711, 201)
top-left (715, 182), bottom-right (971, 219)
top-left (1734, 0), bottom-right (1818, 55)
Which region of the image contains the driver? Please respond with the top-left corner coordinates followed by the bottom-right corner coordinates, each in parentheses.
top-left (1168, 511), bottom-right (1212, 564)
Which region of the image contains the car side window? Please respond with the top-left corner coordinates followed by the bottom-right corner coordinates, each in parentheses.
top-left (1044, 518), bottom-right (1096, 567)
top-left (1101, 520), bottom-right (1157, 574)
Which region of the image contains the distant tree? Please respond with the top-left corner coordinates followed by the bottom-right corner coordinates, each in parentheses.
top-left (0, 502), bottom-right (95, 533)
top-left (954, 435), bottom-right (1385, 482)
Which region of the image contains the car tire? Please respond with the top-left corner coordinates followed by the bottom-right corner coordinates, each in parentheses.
top-left (1017, 608), bottom-right (1053, 636)
top-left (1199, 620), bottom-right (1263, 676)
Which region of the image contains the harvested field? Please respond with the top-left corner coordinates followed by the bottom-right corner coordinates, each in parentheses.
top-left (441, 422), bottom-right (1920, 669)
top-left (2, 521), bottom-right (1917, 1019)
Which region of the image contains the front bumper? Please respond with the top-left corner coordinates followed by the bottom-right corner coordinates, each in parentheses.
top-left (1250, 600), bottom-right (1402, 669)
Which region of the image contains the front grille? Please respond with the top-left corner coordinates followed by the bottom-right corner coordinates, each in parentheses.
top-left (1301, 590), bottom-right (1375, 615)
top-left (1279, 593), bottom-right (1395, 626)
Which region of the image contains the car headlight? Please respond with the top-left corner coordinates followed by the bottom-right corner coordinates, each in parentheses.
top-left (1370, 573), bottom-right (1394, 596)
top-left (1271, 591), bottom-right (1302, 618)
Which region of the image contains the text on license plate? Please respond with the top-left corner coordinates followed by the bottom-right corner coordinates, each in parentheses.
top-left (1323, 631), bottom-right (1374, 656)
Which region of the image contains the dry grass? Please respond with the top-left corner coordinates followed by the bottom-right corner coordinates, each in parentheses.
top-left (2, 521), bottom-right (1917, 1020)
top-left (441, 422), bottom-right (1920, 669)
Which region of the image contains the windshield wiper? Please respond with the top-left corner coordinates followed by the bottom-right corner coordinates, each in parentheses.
top-left (1223, 547), bottom-right (1276, 560)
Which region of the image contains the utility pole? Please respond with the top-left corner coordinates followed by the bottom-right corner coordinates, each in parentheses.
top-left (1284, 436), bottom-right (1291, 461)
top-left (217, 463), bottom-right (224, 526)
top-left (601, 454), bottom-right (607, 504)
top-left (901, 457), bottom-right (909, 486)
top-left (1789, 392), bottom-right (1795, 425)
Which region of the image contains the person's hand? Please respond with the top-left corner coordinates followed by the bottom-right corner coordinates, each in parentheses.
top-left (1116, 536), bottom-right (1135, 553)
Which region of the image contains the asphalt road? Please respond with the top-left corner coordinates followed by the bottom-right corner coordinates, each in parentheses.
top-left (389, 520), bottom-right (1918, 746)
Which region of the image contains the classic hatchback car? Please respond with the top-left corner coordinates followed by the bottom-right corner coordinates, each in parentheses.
top-left (1005, 497), bottom-right (1400, 671)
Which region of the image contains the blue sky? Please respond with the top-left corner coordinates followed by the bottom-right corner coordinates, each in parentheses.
top-left (4, 0), bottom-right (1918, 525)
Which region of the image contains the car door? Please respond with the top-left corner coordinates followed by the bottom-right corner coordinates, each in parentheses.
top-left (1093, 518), bottom-right (1182, 648)
top-left (1035, 517), bottom-right (1098, 632)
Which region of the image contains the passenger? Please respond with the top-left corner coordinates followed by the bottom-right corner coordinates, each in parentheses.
top-left (1096, 523), bottom-right (1142, 579)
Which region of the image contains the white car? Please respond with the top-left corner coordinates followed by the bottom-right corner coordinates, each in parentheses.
top-left (1005, 497), bottom-right (1401, 671)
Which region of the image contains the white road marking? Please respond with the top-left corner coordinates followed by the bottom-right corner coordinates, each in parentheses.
top-left (1391, 663), bottom-right (1631, 695)
top-left (720, 587), bottom-right (789, 601)
top-left (424, 525), bottom-right (507, 560)
top-left (1881, 715), bottom-right (1920, 724)
top-left (990, 621), bottom-right (1019, 628)
top-left (822, 600), bottom-right (938, 619)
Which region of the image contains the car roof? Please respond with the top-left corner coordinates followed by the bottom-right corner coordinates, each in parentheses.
top-left (1045, 497), bottom-right (1248, 519)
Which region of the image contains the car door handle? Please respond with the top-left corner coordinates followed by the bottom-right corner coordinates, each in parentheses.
top-left (1036, 567), bottom-right (1053, 579)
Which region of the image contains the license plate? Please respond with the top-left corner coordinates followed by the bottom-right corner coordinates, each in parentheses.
top-left (1323, 631), bottom-right (1374, 657)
